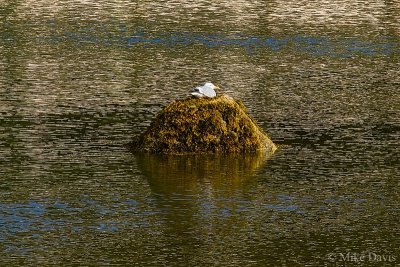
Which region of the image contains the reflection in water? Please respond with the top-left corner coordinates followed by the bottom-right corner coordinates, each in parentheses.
top-left (135, 152), bottom-right (267, 248)
top-left (136, 152), bottom-right (270, 194)
top-left (135, 153), bottom-right (272, 264)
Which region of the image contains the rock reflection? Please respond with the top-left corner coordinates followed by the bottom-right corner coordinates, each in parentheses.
top-left (134, 152), bottom-right (273, 264)
top-left (136, 152), bottom-right (272, 195)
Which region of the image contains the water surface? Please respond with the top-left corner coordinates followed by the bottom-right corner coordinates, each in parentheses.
top-left (0, 1), bottom-right (399, 266)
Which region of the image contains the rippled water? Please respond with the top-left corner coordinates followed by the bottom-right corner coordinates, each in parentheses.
top-left (1, 1), bottom-right (399, 266)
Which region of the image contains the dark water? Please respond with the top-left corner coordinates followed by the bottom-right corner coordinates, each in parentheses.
top-left (1, 1), bottom-right (399, 266)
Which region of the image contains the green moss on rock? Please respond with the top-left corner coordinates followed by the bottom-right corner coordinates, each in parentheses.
top-left (129, 95), bottom-right (277, 154)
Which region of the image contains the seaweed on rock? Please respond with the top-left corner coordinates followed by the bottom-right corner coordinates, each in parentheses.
top-left (129, 95), bottom-right (276, 154)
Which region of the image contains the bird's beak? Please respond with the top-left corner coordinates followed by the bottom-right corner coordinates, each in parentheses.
top-left (214, 85), bottom-right (220, 90)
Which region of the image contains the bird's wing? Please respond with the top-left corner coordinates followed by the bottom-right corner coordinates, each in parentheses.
top-left (192, 87), bottom-right (202, 93)
top-left (190, 91), bottom-right (204, 97)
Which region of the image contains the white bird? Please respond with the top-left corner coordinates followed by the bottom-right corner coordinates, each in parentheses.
top-left (190, 82), bottom-right (219, 98)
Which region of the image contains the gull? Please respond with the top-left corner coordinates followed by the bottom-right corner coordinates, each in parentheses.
top-left (190, 82), bottom-right (219, 98)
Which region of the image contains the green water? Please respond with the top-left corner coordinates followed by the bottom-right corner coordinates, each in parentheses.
top-left (0, 1), bottom-right (399, 266)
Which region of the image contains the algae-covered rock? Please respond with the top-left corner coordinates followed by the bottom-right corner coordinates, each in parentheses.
top-left (129, 95), bottom-right (276, 154)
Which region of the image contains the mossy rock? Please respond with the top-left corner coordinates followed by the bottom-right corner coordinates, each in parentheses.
top-left (129, 95), bottom-right (277, 154)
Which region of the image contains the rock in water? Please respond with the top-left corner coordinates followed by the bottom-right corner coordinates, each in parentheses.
top-left (129, 95), bottom-right (277, 154)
